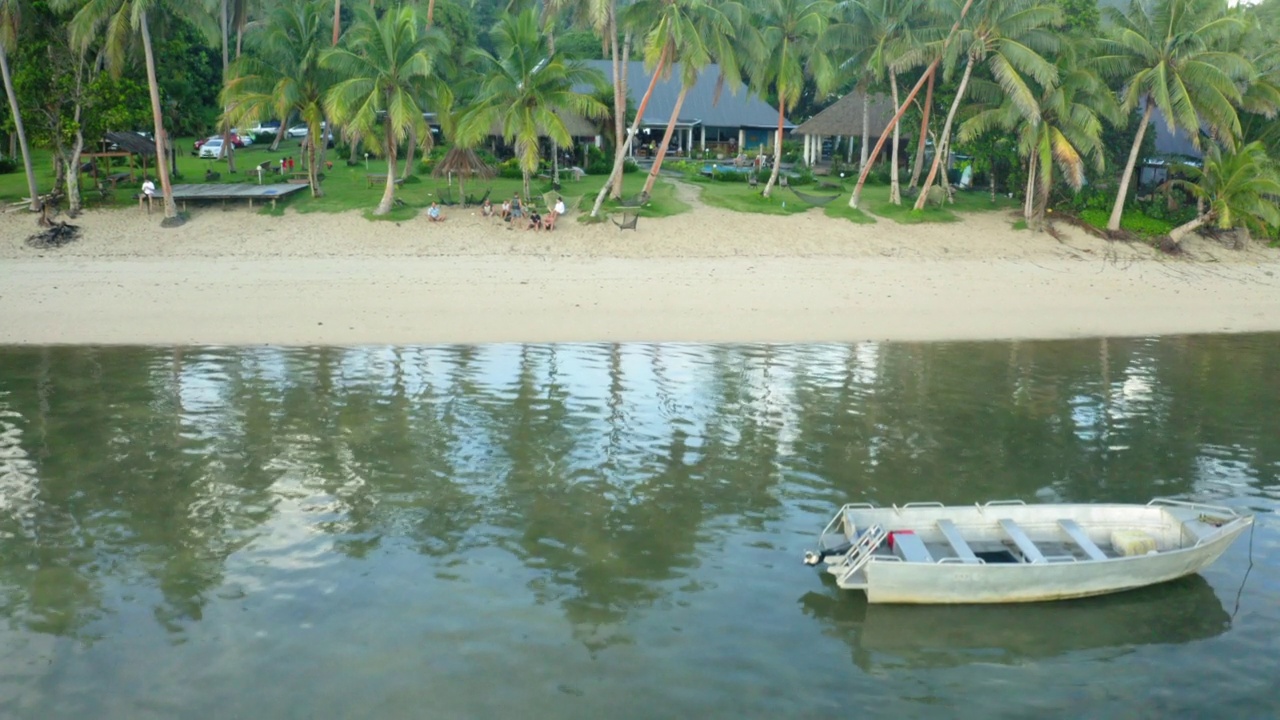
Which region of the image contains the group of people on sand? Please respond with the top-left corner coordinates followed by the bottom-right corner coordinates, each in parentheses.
top-left (424, 192), bottom-right (566, 230)
top-left (477, 192), bottom-right (564, 231)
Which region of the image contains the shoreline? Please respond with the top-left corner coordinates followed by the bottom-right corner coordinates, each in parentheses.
top-left (3, 202), bottom-right (1279, 345)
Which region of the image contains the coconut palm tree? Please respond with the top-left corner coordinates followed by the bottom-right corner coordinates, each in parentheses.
top-left (457, 10), bottom-right (607, 200)
top-left (1094, 0), bottom-right (1251, 232)
top-left (223, 0), bottom-right (331, 196)
top-left (844, 0), bottom-right (935, 205)
top-left (323, 4), bottom-right (451, 215)
top-left (65, 0), bottom-right (185, 223)
top-left (0, 0), bottom-right (40, 211)
top-left (913, 0), bottom-right (1062, 211)
top-left (959, 42), bottom-right (1118, 229)
top-left (746, 0), bottom-right (840, 198)
top-left (634, 0), bottom-right (746, 201)
top-left (1166, 140), bottom-right (1280, 247)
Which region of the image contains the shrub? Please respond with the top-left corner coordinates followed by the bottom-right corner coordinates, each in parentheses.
top-left (497, 158), bottom-right (523, 179)
top-left (0, 156), bottom-right (15, 174)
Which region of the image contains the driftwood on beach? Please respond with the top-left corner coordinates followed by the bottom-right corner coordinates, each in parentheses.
top-left (26, 221), bottom-right (81, 250)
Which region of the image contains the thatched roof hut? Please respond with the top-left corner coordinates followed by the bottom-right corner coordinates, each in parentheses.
top-left (432, 147), bottom-right (495, 180)
top-left (794, 92), bottom-right (898, 139)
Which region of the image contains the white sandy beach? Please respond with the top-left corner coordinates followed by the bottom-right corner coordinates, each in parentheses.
top-left (2, 185), bottom-right (1279, 345)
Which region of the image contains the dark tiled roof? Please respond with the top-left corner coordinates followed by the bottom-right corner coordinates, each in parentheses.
top-left (103, 131), bottom-right (159, 156)
top-left (793, 91), bottom-right (898, 137)
top-left (581, 60), bottom-right (792, 129)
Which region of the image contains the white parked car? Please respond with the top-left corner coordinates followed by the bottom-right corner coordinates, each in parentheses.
top-left (198, 138), bottom-right (225, 159)
top-left (286, 122), bottom-right (330, 140)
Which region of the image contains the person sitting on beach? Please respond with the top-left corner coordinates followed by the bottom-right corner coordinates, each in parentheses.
top-left (545, 196), bottom-right (566, 230)
top-left (526, 209), bottom-right (542, 231)
top-left (481, 198), bottom-right (494, 217)
top-left (426, 201), bottom-right (445, 222)
top-left (500, 198), bottom-right (512, 220)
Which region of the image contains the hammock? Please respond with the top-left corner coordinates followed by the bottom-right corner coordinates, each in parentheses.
top-left (790, 187), bottom-right (840, 206)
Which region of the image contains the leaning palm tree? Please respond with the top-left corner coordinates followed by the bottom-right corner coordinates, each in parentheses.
top-left (634, 0), bottom-right (747, 201)
top-left (0, 0), bottom-right (40, 211)
top-left (1094, 0), bottom-right (1251, 231)
top-left (913, 0), bottom-right (1062, 211)
top-left (323, 4), bottom-right (451, 215)
top-left (845, 0), bottom-right (935, 205)
top-left (959, 43), bottom-right (1117, 229)
top-left (455, 10), bottom-right (607, 200)
top-left (223, 0), bottom-right (331, 197)
top-left (64, 0), bottom-right (183, 223)
top-left (745, 0), bottom-right (840, 198)
top-left (1166, 140), bottom-right (1280, 247)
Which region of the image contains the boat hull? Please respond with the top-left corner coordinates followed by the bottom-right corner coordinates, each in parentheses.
top-left (863, 521), bottom-right (1248, 604)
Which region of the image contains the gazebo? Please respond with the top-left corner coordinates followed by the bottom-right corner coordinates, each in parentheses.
top-left (432, 147), bottom-right (495, 206)
top-left (83, 131), bottom-right (175, 189)
top-left (793, 91), bottom-right (898, 166)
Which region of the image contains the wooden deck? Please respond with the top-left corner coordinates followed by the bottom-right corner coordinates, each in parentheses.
top-left (141, 183), bottom-right (309, 212)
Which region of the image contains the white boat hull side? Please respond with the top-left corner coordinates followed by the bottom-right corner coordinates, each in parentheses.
top-left (863, 520), bottom-right (1250, 604)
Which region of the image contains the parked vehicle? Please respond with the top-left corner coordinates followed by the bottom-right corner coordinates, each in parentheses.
top-left (198, 138), bottom-right (226, 159)
top-left (248, 120), bottom-right (282, 135)
top-left (194, 133), bottom-right (247, 151)
top-left (286, 122), bottom-right (330, 141)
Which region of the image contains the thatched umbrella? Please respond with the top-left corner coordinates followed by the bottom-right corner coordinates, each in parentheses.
top-left (432, 147), bottom-right (496, 205)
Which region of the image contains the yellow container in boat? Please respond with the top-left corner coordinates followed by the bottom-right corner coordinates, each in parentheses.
top-left (1111, 529), bottom-right (1158, 557)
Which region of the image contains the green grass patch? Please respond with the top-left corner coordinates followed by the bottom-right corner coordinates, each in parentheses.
top-left (823, 200), bottom-right (875, 224)
top-left (1011, 219), bottom-right (1028, 230)
top-left (855, 183), bottom-right (1018, 224)
top-left (698, 181), bottom-right (826, 215)
top-left (1078, 207), bottom-right (1175, 236)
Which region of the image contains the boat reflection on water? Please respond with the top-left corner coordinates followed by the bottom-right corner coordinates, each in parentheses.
top-left (799, 574), bottom-right (1231, 670)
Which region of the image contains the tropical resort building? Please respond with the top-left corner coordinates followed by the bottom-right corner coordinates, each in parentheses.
top-left (581, 60), bottom-right (792, 158)
top-left (792, 91), bottom-right (899, 167)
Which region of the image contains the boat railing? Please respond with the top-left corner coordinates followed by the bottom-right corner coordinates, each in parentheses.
top-left (816, 503), bottom-right (875, 551)
top-left (837, 524), bottom-right (887, 584)
top-left (891, 501), bottom-right (944, 515)
top-left (1147, 497), bottom-right (1240, 517)
top-left (974, 499), bottom-right (1027, 516)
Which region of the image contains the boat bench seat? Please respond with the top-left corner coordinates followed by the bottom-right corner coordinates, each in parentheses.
top-left (1058, 519), bottom-right (1108, 561)
top-left (936, 519), bottom-right (981, 563)
top-left (890, 531), bottom-right (934, 563)
top-left (998, 518), bottom-right (1047, 564)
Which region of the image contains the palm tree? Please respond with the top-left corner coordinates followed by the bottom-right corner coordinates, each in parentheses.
top-left (1095, 0), bottom-right (1251, 231)
top-left (845, 0), bottom-right (934, 205)
top-left (1167, 141), bottom-right (1280, 247)
top-left (0, 0), bottom-right (40, 211)
top-left (913, 0), bottom-right (1062, 211)
top-left (65, 0), bottom-right (183, 223)
top-left (746, 0), bottom-right (839, 198)
top-left (224, 0), bottom-right (331, 197)
top-left (635, 0), bottom-right (746, 201)
top-left (323, 4), bottom-right (451, 215)
top-left (457, 10), bottom-right (607, 200)
top-left (959, 43), bottom-right (1117, 229)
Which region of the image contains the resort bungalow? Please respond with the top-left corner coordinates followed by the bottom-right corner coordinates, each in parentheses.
top-left (793, 91), bottom-right (901, 167)
top-left (581, 60), bottom-right (792, 158)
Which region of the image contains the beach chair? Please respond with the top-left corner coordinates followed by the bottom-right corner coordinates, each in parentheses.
top-left (748, 173), bottom-right (759, 189)
top-left (465, 187), bottom-right (491, 207)
top-left (435, 185), bottom-right (456, 206)
top-left (612, 211), bottom-right (638, 231)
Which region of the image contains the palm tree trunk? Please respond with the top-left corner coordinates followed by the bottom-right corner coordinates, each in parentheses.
top-left (220, 0), bottom-right (237, 174)
top-left (851, 0), bottom-right (974, 209)
top-left (1108, 99), bottom-right (1154, 231)
top-left (270, 121), bottom-right (286, 151)
top-left (762, 102), bottom-right (785, 197)
top-left (402, 125), bottom-right (416, 181)
top-left (1168, 212), bottom-right (1209, 246)
top-left (522, 169), bottom-right (531, 200)
top-left (909, 69), bottom-right (934, 190)
top-left (427, 0), bottom-right (436, 26)
top-left (0, 47), bottom-right (40, 212)
top-left (641, 83), bottom-right (689, 198)
top-left (376, 131), bottom-right (398, 215)
top-left (1024, 153), bottom-right (1036, 219)
top-left (611, 27), bottom-right (631, 200)
top-left (888, 69), bottom-right (901, 205)
top-left (914, 57), bottom-right (974, 211)
top-left (333, 0), bottom-right (342, 45)
top-left (308, 127), bottom-right (323, 197)
top-left (591, 46), bottom-right (668, 217)
top-left (140, 10), bottom-right (179, 222)
top-left (860, 88), bottom-right (870, 169)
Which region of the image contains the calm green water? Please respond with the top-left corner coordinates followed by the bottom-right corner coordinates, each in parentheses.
top-left (1, 338), bottom-right (1277, 719)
